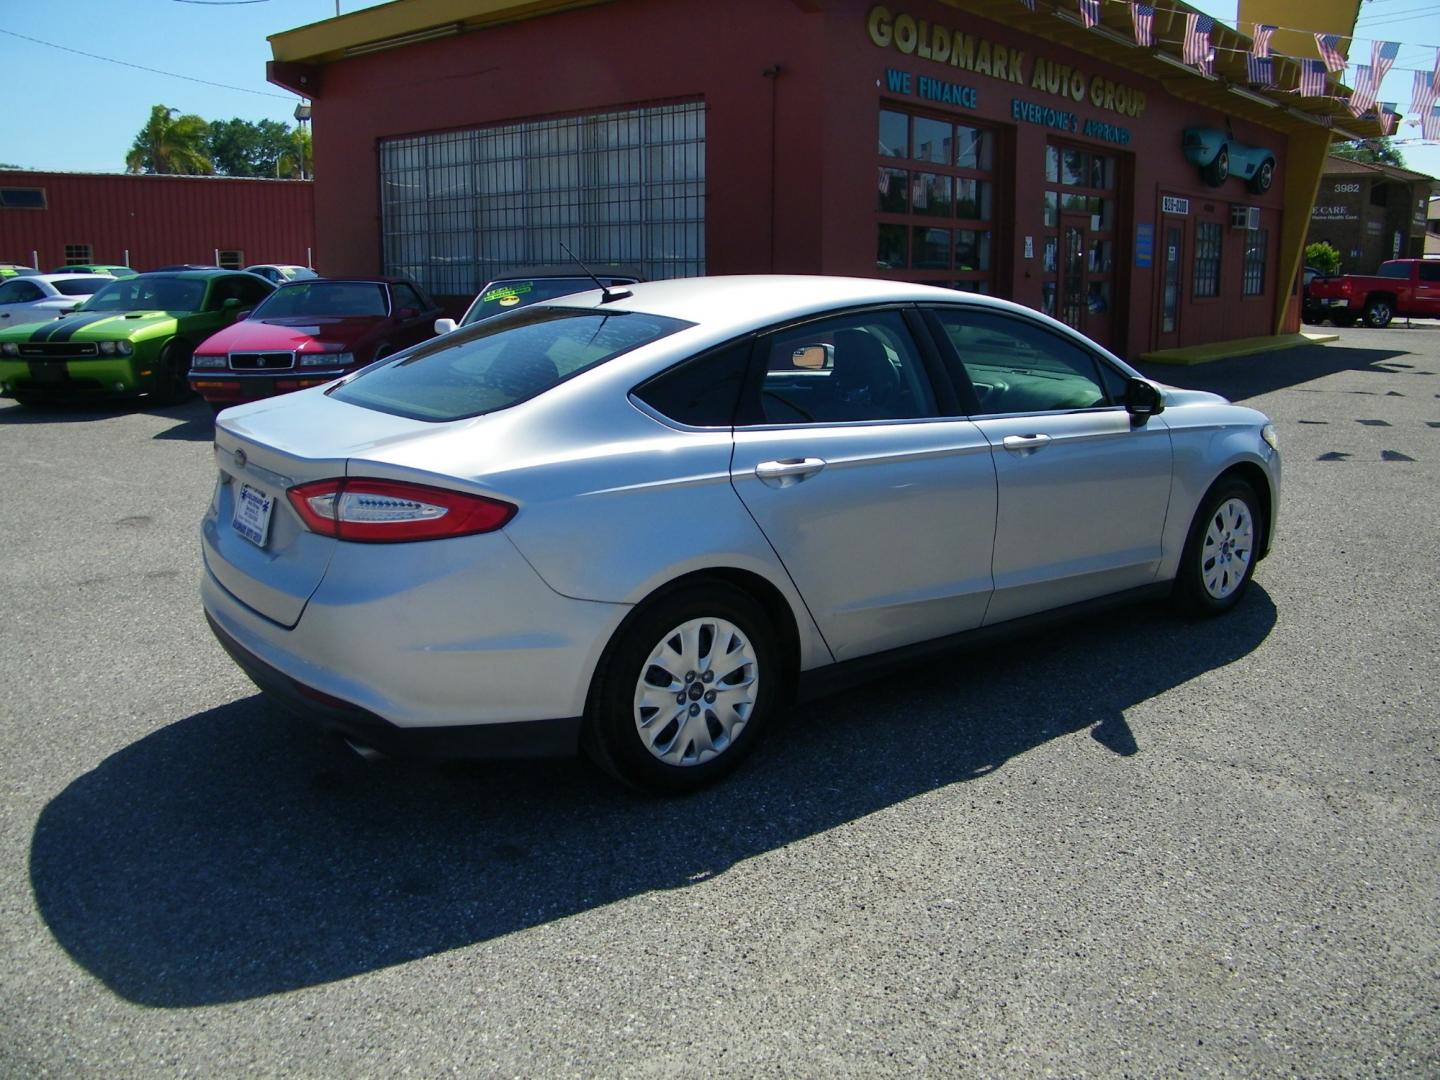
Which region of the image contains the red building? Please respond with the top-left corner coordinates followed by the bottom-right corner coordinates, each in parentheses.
top-left (267, 0), bottom-right (1384, 356)
top-left (0, 171), bottom-right (315, 273)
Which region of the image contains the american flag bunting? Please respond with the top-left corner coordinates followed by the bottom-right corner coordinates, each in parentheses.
top-left (1424, 105), bottom-right (1440, 142)
top-left (1251, 24), bottom-right (1275, 60)
top-left (1131, 4), bottom-right (1154, 48)
top-left (1246, 56), bottom-right (1275, 88)
top-left (1184, 13), bottom-right (1214, 74)
top-left (1014, 0), bottom-right (1036, 12)
top-left (1347, 65), bottom-right (1378, 117)
top-left (1078, 0), bottom-right (1101, 29)
top-left (1379, 103), bottom-right (1397, 136)
top-left (1314, 33), bottom-right (1346, 74)
top-left (1411, 69), bottom-right (1439, 123)
top-left (1299, 59), bottom-right (1328, 98)
top-left (1370, 41), bottom-right (1399, 86)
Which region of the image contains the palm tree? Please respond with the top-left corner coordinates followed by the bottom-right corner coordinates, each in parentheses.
top-left (125, 105), bottom-right (214, 175)
top-left (276, 126), bottom-right (313, 180)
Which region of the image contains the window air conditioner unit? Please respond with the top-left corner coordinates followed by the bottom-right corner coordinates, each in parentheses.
top-left (1231, 205), bottom-right (1260, 230)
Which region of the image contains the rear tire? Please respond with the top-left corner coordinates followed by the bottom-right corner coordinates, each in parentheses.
top-left (1363, 299), bottom-right (1393, 328)
top-left (583, 582), bottom-right (780, 794)
top-left (1173, 478), bottom-right (1262, 616)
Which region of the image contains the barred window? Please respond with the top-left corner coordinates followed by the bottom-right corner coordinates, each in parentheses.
top-left (63, 243), bottom-right (92, 265)
top-left (1242, 229), bottom-right (1267, 296)
top-left (217, 250), bottom-right (244, 270)
top-left (1193, 223), bottom-right (1222, 299)
top-left (379, 102), bottom-right (705, 299)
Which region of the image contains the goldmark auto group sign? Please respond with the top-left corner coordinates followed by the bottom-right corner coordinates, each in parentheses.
top-left (866, 4), bottom-right (1148, 119)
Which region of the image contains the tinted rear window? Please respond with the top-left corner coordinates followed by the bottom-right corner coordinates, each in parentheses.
top-left (329, 306), bottom-right (690, 421)
top-left (53, 278), bottom-right (104, 296)
top-left (1377, 262), bottom-right (1410, 279)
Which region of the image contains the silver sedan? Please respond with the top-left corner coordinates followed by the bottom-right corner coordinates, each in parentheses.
top-left (201, 276), bottom-right (1280, 793)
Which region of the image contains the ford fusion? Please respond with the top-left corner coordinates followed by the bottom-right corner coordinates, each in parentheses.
top-left (202, 276), bottom-right (1280, 793)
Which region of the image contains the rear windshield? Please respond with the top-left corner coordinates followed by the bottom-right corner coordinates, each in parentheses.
top-left (329, 305), bottom-right (691, 421)
top-left (1376, 262), bottom-right (1410, 279)
top-left (254, 281), bottom-right (389, 318)
top-left (461, 278), bottom-right (632, 325)
top-left (53, 278), bottom-right (105, 296)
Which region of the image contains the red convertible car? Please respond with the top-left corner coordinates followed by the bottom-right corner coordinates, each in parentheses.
top-left (188, 277), bottom-right (441, 409)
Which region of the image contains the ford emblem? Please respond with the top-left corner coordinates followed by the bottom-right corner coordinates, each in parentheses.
top-left (233, 448), bottom-right (247, 470)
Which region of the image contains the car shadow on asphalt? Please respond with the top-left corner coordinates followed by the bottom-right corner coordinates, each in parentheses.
top-left (29, 587), bottom-right (1276, 1008)
top-left (1134, 342), bottom-right (1421, 403)
top-left (0, 397), bottom-right (211, 439)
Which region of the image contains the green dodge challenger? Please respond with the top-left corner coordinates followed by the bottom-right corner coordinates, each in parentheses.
top-left (0, 270), bottom-right (273, 406)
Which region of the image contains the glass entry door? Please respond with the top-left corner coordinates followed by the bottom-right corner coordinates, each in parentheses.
top-left (1156, 222), bottom-right (1184, 349)
top-left (1041, 142), bottom-right (1117, 348)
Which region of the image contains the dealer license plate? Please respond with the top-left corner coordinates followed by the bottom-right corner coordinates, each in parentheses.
top-left (233, 483), bottom-right (274, 548)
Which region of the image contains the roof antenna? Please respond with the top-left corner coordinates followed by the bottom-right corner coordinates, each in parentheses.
top-left (559, 241), bottom-right (631, 304)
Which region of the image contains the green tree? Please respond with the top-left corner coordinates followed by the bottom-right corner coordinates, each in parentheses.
top-left (125, 105), bottom-right (214, 175)
top-left (1330, 138), bottom-right (1406, 168)
top-left (1305, 241), bottom-right (1341, 276)
top-left (207, 117), bottom-right (294, 177)
top-left (276, 126), bottom-right (313, 180)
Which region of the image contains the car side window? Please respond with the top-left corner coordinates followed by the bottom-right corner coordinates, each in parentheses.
top-left (392, 283), bottom-right (425, 312)
top-left (633, 340), bottom-right (750, 427)
top-left (1419, 263), bottom-right (1440, 283)
top-left (0, 280), bottom-right (43, 303)
top-left (929, 307), bottom-right (1115, 415)
top-left (748, 309), bottom-right (938, 425)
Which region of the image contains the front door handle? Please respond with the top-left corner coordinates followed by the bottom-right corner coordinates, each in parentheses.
top-left (1002, 433), bottom-right (1052, 453)
top-left (755, 457), bottom-right (827, 487)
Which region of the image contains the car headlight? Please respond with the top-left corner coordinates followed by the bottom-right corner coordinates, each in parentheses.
top-left (298, 352), bottom-right (352, 367)
top-left (1261, 423), bottom-right (1279, 451)
top-left (99, 340), bottom-right (116, 355)
top-left (191, 354), bottom-right (227, 369)
top-left (1, 342), bottom-right (17, 357)
top-left (117, 341), bottom-right (133, 356)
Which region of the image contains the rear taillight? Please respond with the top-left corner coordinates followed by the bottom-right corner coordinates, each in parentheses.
top-left (286, 478), bottom-right (516, 542)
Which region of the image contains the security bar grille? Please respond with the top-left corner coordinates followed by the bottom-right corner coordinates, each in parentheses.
top-left (379, 101), bottom-right (706, 298)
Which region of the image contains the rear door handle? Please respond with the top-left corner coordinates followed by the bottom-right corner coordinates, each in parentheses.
top-left (1002, 433), bottom-right (1052, 453)
top-left (755, 457), bottom-right (827, 487)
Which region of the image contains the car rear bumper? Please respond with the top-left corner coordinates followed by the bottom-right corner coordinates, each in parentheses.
top-left (206, 611), bottom-right (582, 758)
top-left (200, 526), bottom-right (630, 753)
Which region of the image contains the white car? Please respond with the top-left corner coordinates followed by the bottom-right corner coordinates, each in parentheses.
top-left (0, 274), bottom-right (113, 329)
top-left (203, 275), bottom-right (1280, 793)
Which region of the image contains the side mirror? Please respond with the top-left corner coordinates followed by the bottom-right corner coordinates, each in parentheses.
top-left (222, 297), bottom-right (242, 308)
top-left (434, 317), bottom-right (458, 336)
top-left (1124, 377), bottom-right (1165, 424)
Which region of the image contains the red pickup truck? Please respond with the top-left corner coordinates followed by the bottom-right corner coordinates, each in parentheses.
top-left (1307, 259), bottom-right (1440, 328)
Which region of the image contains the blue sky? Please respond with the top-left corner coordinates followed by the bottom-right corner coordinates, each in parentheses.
top-left (1, 0), bottom-right (1436, 180)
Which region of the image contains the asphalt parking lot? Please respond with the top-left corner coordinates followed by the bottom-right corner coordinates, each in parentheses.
top-left (1, 323), bottom-right (1436, 1077)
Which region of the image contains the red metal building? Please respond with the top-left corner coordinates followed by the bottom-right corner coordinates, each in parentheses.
top-left (266, 0), bottom-right (1383, 357)
top-left (0, 171), bottom-right (315, 273)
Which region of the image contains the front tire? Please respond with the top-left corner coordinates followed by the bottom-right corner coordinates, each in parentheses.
top-left (155, 341), bottom-right (194, 404)
top-left (583, 582), bottom-right (780, 794)
top-left (1173, 478), bottom-right (1262, 616)
top-left (1248, 158), bottom-right (1274, 194)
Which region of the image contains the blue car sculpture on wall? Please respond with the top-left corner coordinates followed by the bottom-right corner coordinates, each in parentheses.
top-left (1182, 128), bottom-right (1276, 193)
